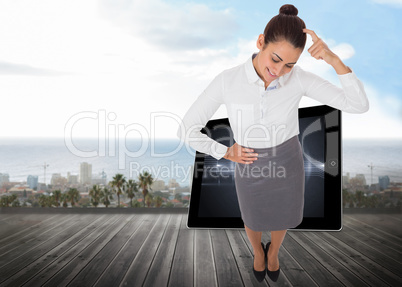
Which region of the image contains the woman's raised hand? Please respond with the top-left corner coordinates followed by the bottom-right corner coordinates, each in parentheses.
top-left (223, 142), bottom-right (258, 164)
top-left (303, 28), bottom-right (351, 75)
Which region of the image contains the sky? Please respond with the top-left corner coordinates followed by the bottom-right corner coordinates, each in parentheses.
top-left (0, 0), bottom-right (401, 140)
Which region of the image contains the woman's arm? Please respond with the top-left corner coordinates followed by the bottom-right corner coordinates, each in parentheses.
top-left (176, 73), bottom-right (229, 160)
top-left (304, 28), bottom-right (351, 75)
top-left (300, 29), bottom-right (369, 113)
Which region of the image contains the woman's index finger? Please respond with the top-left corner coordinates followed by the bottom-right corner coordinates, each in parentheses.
top-left (303, 28), bottom-right (319, 42)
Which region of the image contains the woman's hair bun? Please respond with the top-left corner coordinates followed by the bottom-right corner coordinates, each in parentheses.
top-left (279, 4), bottom-right (298, 16)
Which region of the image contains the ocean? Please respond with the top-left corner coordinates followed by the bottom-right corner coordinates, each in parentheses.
top-left (0, 137), bottom-right (401, 186)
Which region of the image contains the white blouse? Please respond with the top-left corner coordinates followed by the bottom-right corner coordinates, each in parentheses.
top-left (176, 53), bottom-right (369, 160)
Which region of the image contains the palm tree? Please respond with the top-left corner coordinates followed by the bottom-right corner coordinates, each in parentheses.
top-left (154, 195), bottom-right (163, 208)
top-left (89, 185), bottom-right (102, 208)
top-left (52, 190), bottom-right (62, 207)
top-left (145, 193), bottom-right (153, 208)
top-left (67, 188), bottom-right (80, 207)
top-left (355, 190), bottom-right (366, 208)
top-left (101, 187), bottom-right (114, 208)
top-left (125, 179), bottom-right (139, 207)
top-left (39, 194), bottom-right (48, 207)
top-left (138, 171), bottom-right (154, 207)
top-left (61, 193), bottom-right (69, 208)
top-left (110, 174), bottom-right (126, 208)
top-left (366, 195), bottom-right (378, 208)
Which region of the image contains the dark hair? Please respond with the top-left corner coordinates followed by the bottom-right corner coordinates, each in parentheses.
top-left (263, 4), bottom-right (306, 50)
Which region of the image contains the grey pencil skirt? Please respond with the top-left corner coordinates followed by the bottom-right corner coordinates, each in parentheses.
top-left (234, 135), bottom-right (305, 232)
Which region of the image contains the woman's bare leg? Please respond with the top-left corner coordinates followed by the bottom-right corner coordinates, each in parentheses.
top-left (244, 224), bottom-right (265, 271)
top-left (268, 229), bottom-right (287, 271)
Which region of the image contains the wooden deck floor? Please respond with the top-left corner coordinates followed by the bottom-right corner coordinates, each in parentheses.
top-left (0, 210), bottom-right (401, 287)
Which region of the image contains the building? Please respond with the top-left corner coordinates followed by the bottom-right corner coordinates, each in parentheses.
top-left (355, 174), bottom-right (367, 186)
top-left (8, 185), bottom-right (34, 197)
top-left (379, 176), bottom-right (390, 191)
top-left (67, 172), bottom-right (79, 184)
top-left (0, 173), bottom-right (10, 186)
top-left (80, 162), bottom-right (92, 185)
top-left (27, 175), bottom-right (39, 189)
top-left (92, 170), bottom-right (107, 185)
top-left (168, 178), bottom-right (180, 189)
top-left (151, 179), bottom-right (166, 192)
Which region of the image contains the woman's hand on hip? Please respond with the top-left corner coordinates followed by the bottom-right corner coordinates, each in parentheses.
top-left (223, 143), bottom-right (258, 164)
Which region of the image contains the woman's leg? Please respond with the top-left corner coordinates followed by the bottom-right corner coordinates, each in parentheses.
top-left (244, 224), bottom-right (265, 271)
top-left (268, 229), bottom-right (287, 271)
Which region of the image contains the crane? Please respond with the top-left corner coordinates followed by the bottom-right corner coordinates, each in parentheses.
top-left (367, 162), bottom-right (374, 186)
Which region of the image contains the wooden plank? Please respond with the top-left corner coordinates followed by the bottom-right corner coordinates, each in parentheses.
top-left (0, 213), bottom-right (59, 240)
top-left (66, 214), bottom-right (144, 287)
top-left (0, 214), bottom-right (18, 222)
top-left (0, 214), bottom-right (104, 287)
top-left (0, 214), bottom-right (49, 240)
top-left (42, 214), bottom-right (133, 287)
top-left (226, 229), bottom-right (270, 287)
top-left (142, 214), bottom-right (183, 287)
top-left (93, 214), bottom-right (160, 287)
top-left (119, 214), bottom-right (171, 286)
top-left (210, 229), bottom-right (244, 287)
top-left (194, 229), bottom-right (218, 287)
top-left (315, 231), bottom-right (402, 287)
top-left (278, 232), bottom-right (341, 286)
top-left (342, 224), bottom-right (402, 263)
top-left (330, 226), bottom-right (402, 277)
top-left (343, 216), bottom-right (402, 247)
top-left (22, 214), bottom-right (122, 287)
top-left (168, 214), bottom-right (195, 287)
top-left (344, 214), bottom-right (402, 238)
top-left (0, 214), bottom-right (81, 278)
top-left (343, 217), bottom-right (402, 255)
top-left (0, 216), bottom-right (73, 258)
top-left (289, 231), bottom-right (371, 286)
top-left (303, 231), bottom-right (388, 287)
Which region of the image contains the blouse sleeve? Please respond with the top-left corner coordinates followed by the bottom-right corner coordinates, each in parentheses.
top-left (297, 67), bottom-right (369, 113)
top-left (176, 73), bottom-right (228, 160)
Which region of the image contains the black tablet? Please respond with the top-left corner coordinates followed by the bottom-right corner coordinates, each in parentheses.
top-left (187, 105), bottom-right (342, 231)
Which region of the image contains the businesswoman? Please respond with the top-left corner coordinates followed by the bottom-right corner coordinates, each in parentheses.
top-left (177, 4), bottom-right (369, 282)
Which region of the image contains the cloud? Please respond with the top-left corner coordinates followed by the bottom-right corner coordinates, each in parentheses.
top-left (342, 84), bottom-right (402, 139)
top-left (372, 0), bottom-right (402, 7)
top-left (0, 61), bottom-right (69, 76)
top-left (99, 0), bottom-right (238, 51)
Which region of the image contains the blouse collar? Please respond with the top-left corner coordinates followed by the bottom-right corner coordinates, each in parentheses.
top-left (245, 53), bottom-right (289, 89)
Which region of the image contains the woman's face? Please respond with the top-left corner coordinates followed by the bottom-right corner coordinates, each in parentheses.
top-left (253, 35), bottom-right (303, 86)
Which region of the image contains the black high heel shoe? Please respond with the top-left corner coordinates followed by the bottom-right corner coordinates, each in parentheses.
top-left (265, 242), bottom-right (280, 282)
top-left (252, 242), bottom-right (266, 282)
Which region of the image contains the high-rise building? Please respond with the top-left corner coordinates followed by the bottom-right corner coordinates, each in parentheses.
top-left (67, 172), bottom-right (79, 184)
top-left (379, 176), bottom-right (390, 191)
top-left (355, 174), bottom-right (367, 186)
top-left (27, 175), bottom-right (39, 189)
top-left (80, 162), bottom-right (92, 185)
top-left (0, 173), bottom-right (10, 186)
top-left (151, 179), bottom-right (166, 191)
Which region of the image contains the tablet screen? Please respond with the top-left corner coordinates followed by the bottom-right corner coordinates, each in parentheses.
top-left (188, 105), bottom-right (342, 230)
